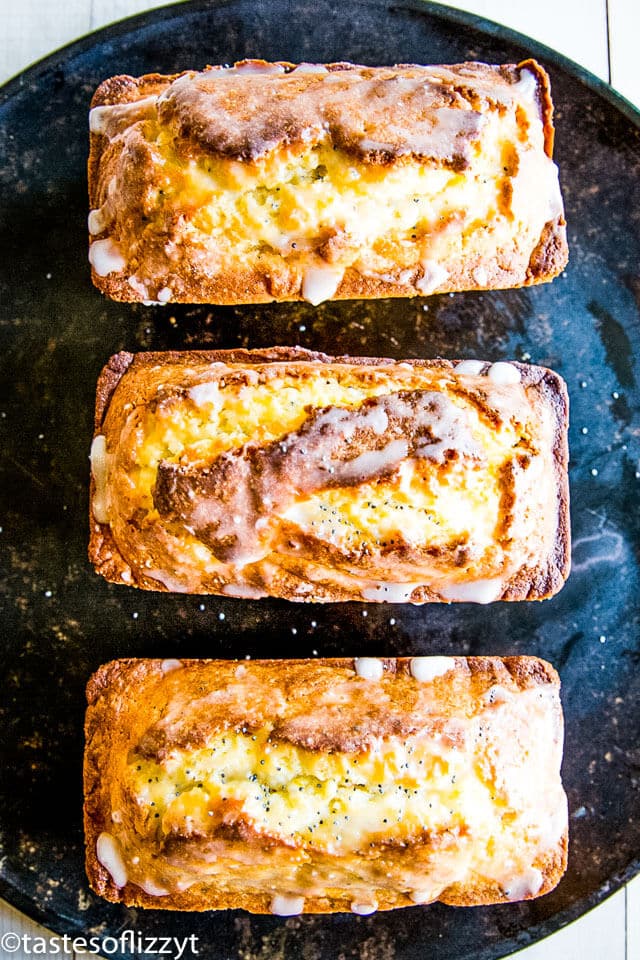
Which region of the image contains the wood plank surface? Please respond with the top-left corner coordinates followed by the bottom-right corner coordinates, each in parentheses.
top-left (437, 0), bottom-right (610, 79)
top-left (608, 0), bottom-right (640, 106)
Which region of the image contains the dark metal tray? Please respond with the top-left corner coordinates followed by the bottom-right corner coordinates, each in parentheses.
top-left (1, 1), bottom-right (639, 957)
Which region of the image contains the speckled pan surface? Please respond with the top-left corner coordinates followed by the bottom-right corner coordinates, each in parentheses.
top-left (0, 1), bottom-right (638, 959)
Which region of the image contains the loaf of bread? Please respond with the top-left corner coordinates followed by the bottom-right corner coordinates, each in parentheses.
top-left (89, 347), bottom-right (569, 603)
top-left (87, 59), bottom-right (567, 305)
top-left (84, 656), bottom-right (567, 913)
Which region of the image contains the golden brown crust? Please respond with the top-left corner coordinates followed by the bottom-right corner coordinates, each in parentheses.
top-left (88, 347), bottom-right (570, 603)
top-left (87, 59), bottom-right (568, 305)
top-left (84, 656), bottom-right (567, 912)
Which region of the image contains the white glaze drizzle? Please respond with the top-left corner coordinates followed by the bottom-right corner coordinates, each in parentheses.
top-left (360, 105), bottom-right (483, 158)
top-left (503, 866), bottom-right (544, 901)
top-left (361, 405), bottom-right (388, 435)
top-left (410, 887), bottom-right (438, 904)
top-left (547, 162), bottom-right (564, 219)
top-left (146, 568), bottom-right (190, 592)
top-left (159, 66), bottom-right (487, 163)
top-left (302, 266), bottom-right (343, 305)
top-left (510, 145), bottom-right (564, 231)
top-left (175, 879), bottom-right (196, 892)
top-left (89, 95), bottom-right (158, 138)
top-left (127, 275), bottom-right (149, 298)
top-left (270, 893), bottom-right (305, 915)
top-left (487, 362), bottom-right (521, 385)
top-left (161, 659), bottom-right (183, 673)
top-left (188, 381), bottom-right (220, 407)
top-left (227, 62), bottom-right (286, 76)
top-left (350, 901), bottom-right (378, 915)
top-left (512, 68), bottom-right (538, 102)
top-left (354, 657), bottom-right (384, 681)
top-left (410, 657), bottom-right (456, 682)
top-left (454, 359), bottom-right (485, 376)
top-left (360, 581), bottom-right (416, 603)
top-left (292, 63), bottom-right (329, 75)
top-left (90, 434), bottom-right (109, 524)
top-left (96, 833), bottom-right (128, 888)
top-left (439, 578), bottom-right (504, 604)
top-left (89, 238), bottom-right (126, 276)
top-left (472, 266), bottom-right (488, 286)
top-left (306, 402), bottom-right (388, 440)
top-left (87, 207), bottom-right (108, 235)
top-left (137, 878), bottom-right (170, 897)
top-left (483, 684), bottom-right (511, 705)
top-left (416, 260), bottom-right (449, 295)
top-left (338, 438), bottom-right (408, 482)
top-left (540, 796), bottom-right (569, 852)
top-left (358, 138), bottom-right (396, 153)
top-left (221, 582), bottom-right (267, 599)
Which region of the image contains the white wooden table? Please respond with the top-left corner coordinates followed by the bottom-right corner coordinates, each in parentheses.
top-left (1, 1), bottom-right (638, 958)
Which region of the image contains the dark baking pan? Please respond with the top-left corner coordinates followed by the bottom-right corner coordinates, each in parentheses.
top-left (0, 1), bottom-right (639, 958)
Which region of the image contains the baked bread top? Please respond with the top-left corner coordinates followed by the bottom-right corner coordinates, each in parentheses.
top-left (84, 656), bottom-right (567, 913)
top-left (89, 347), bottom-right (570, 602)
top-left (90, 59), bottom-right (553, 164)
top-left (87, 59), bottom-right (567, 304)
